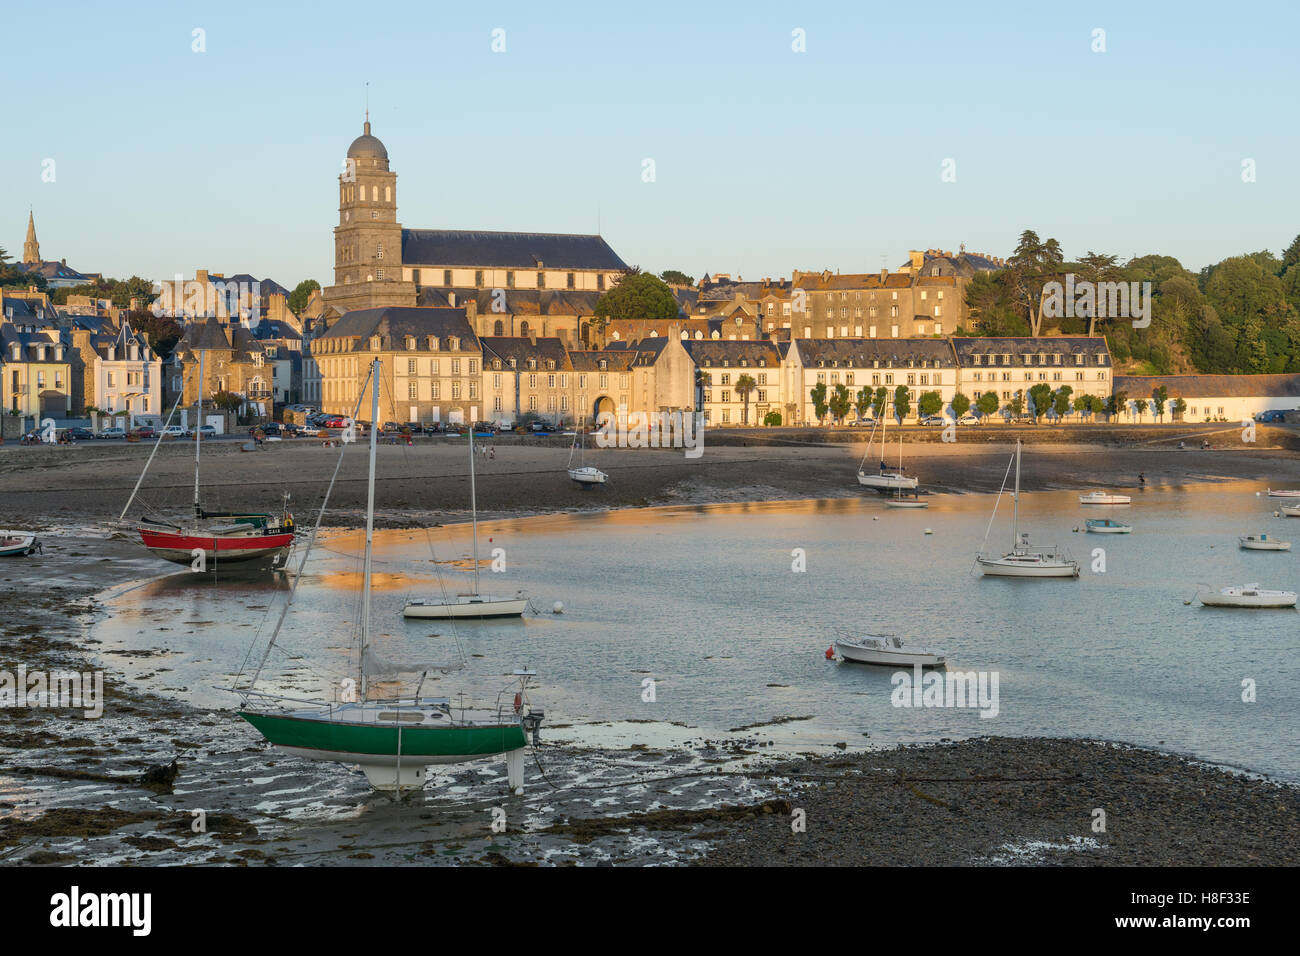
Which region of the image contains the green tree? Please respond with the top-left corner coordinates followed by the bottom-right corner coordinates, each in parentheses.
top-left (1076, 251), bottom-right (1122, 336)
top-left (1009, 393), bottom-right (1025, 419)
top-left (951, 392), bottom-right (971, 420)
top-left (1106, 389), bottom-right (1128, 421)
top-left (872, 386), bottom-right (889, 419)
top-left (854, 387), bottom-right (872, 421)
top-left (1151, 385), bottom-right (1169, 422)
top-left (892, 384), bottom-right (911, 423)
top-left (593, 271), bottom-right (679, 329)
top-left (918, 390), bottom-right (943, 418)
top-left (1171, 397), bottom-right (1187, 421)
top-left (763, 410), bottom-right (782, 426)
top-left (288, 279), bottom-right (321, 314)
top-left (828, 384), bottom-right (852, 424)
top-left (1051, 385), bottom-right (1073, 422)
top-left (976, 391), bottom-right (1000, 421)
top-left (1134, 398), bottom-right (1148, 422)
top-left (659, 270), bottom-right (695, 287)
top-left (734, 373), bottom-right (757, 425)
top-left (1027, 383), bottom-right (1053, 422)
top-left (810, 382), bottom-right (829, 423)
top-left (1008, 229), bottom-right (1065, 336)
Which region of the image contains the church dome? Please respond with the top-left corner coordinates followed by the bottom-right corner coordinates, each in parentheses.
top-left (347, 120), bottom-right (388, 160)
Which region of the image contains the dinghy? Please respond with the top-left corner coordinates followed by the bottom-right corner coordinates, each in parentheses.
top-left (835, 635), bottom-right (946, 668)
top-left (1266, 488), bottom-right (1300, 498)
top-left (1198, 584), bottom-right (1297, 608)
top-left (1085, 518), bottom-right (1132, 534)
top-left (1239, 534), bottom-right (1291, 551)
top-left (0, 531), bottom-right (41, 557)
top-left (1079, 491), bottom-right (1131, 505)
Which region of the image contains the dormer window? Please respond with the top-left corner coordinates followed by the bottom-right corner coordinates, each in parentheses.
top-left (547, 359), bottom-right (556, 370)
top-left (370, 335), bottom-right (382, 351)
top-left (429, 337), bottom-right (439, 351)
top-left (599, 359), bottom-right (607, 370)
top-left (405, 336), bottom-right (415, 350)
top-left (492, 359), bottom-right (502, 370)
top-left (527, 359), bottom-right (536, 370)
top-left (508, 358), bottom-right (517, 369)
top-left (448, 337), bottom-right (458, 351)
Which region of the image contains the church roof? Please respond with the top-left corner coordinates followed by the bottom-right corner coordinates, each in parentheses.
top-left (347, 120), bottom-right (388, 161)
top-left (401, 230), bottom-right (628, 271)
top-left (319, 307), bottom-right (478, 351)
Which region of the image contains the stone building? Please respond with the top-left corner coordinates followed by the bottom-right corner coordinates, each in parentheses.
top-left (314, 306), bottom-right (481, 425)
top-left (167, 316), bottom-right (272, 422)
top-left (683, 339), bottom-right (784, 426)
top-left (786, 338), bottom-right (960, 425)
top-left (67, 320), bottom-right (161, 425)
top-left (950, 336), bottom-right (1113, 418)
top-left (321, 117), bottom-right (628, 348)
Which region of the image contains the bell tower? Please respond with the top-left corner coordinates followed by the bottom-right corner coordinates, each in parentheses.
top-left (322, 115), bottom-right (416, 314)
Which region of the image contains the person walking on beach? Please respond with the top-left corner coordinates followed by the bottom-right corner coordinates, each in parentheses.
top-left (1138, 471), bottom-right (1146, 487)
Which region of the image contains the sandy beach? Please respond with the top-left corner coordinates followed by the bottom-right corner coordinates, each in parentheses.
top-left (2, 428), bottom-right (1299, 866)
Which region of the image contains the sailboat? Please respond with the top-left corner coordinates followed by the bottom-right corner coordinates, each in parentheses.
top-left (976, 441), bottom-right (1079, 578)
top-left (126, 349), bottom-right (295, 569)
top-left (857, 409), bottom-right (917, 491)
top-left (403, 428), bottom-right (529, 619)
top-left (568, 421), bottom-right (608, 485)
top-left (236, 358), bottom-right (542, 793)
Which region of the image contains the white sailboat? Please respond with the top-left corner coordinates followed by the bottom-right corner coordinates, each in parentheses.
top-left (1079, 491), bottom-right (1131, 505)
top-left (568, 422), bottom-right (607, 485)
top-left (857, 410), bottom-right (917, 491)
top-left (1198, 584), bottom-right (1297, 608)
top-left (403, 428), bottom-right (529, 619)
top-left (236, 358), bottom-right (542, 794)
top-left (976, 441), bottom-right (1079, 578)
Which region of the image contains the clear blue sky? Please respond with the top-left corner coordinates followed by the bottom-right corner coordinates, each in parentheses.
top-left (5, 0), bottom-right (1297, 289)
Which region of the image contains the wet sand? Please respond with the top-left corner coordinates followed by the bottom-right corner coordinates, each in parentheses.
top-left (2, 430), bottom-right (1299, 866)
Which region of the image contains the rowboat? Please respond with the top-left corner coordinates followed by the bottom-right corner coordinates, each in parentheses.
top-left (1198, 584), bottom-right (1297, 608)
top-left (1086, 518), bottom-right (1132, 534)
top-left (1079, 491), bottom-right (1131, 505)
top-left (0, 530), bottom-right (41, 557)
top-left (835, 635), bottom-right (946, 668)
top-left (1239, 534), bottom-right (1290, 551)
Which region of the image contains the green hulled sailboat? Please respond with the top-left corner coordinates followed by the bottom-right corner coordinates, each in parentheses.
top-left (235, 357), bottom-right (541, 793)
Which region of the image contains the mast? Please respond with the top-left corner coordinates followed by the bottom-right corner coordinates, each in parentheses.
top-left (360, 358), bottom-right (380, 699)
top-left (1012, 439), bottom-right (1021, 550)
top-left (469, 425), bottom-right (479, 594)
top-left (194, 349), bottom-right (204, 518)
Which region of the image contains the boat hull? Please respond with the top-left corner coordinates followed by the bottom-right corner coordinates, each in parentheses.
top-left (1080, 494), bottom-right (1131, 505)
top-left (885, 500), bottom-right (928, 508)
top-left (140, 528), bottom-right (293, 566)
top-left (1199, 593), bottom-right (1297, 608)
top-left (1238, 538), bottom-right (1291, 551)
top-left (402, 596), bottom-right (529, 618)
top-left (568, 467), bottom-right (607, 485)
top-left (1266, 489), bottom-right (1300, 498)
top-left (835, 641), bottom-right (945, 667)
top-left (0, 532), bottom-right (39, 557)
top-left (1086, 521), bottom-right (1132, 533)
top-left (977, 556), bottom-right (1079, 578)
top-left (858, 472), bottom-right (918, 490)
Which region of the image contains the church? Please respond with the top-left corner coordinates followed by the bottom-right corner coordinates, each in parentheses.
top-left (321, 118), bottom-right (630, 348)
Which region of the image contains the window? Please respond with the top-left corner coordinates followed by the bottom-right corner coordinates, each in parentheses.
top-left (720, 391), bottom-right (730, 402)
top-left (474, 270), bottom-right (484, 287)
top-left (408, 382), bottom-right (417, 399)
top-left (567, 272), bottom-right (575, 289)
top-left (529, 374), bottom-right (537, 389)
top-left (537, 272), bottom-right (545, 289)
top-left (452, 381), bottom-right (461, 399)
top-left (376, 242), bottom-right (383, 259)
top-left (451, 359), bottom-right (461, 375)
top-left (891, 325), bottom-right (899, 338)
top-left (408, 359), bottom-right (417, 374)
top-left (597, 275), bottom-right (605, 291)
top-left (444, 270), bottom-right (453, 286)
top-left (376, 269), bottom-right (384, 280)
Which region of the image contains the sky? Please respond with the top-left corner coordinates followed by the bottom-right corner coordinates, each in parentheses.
top-left (4, 0), bottom-right (1298, 290)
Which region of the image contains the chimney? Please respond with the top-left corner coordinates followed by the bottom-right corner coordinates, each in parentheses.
top-left (197, 269), bottom-right (209, 284)
top-left (909, 250), bottom-right (923, 270)
top-left (880, 268), bottom-right (889, 282)
top-left (528, 330), bottom-right (537, 345)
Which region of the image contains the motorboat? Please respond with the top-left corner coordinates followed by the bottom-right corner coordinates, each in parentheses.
top-left (0, 530), bottom-right (41, 557)
top-left (1239, 534), bottom-right (1291, 551)
top-left (835, 635), bottom-right (946, 668)
top-left (1079, 491), bottom-right (1131, 505)
top-left (1281, 504), bottom-right (1300, 518)
top-left (1198, 584), bottom-right (1297, 608)
top-left (1085, 518), bottom-right (1132, 534)
top-left (1266, 488), bottom-right (1300, 498)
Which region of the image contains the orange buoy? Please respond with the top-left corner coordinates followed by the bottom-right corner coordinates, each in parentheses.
top-left (513, 692), bottom-right (523, 713)
top-left (824, 646), bottom-right (835, 660)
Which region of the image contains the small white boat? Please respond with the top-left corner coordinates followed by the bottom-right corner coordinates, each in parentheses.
top-left (1086, 518), bottom-right (1132, 534)
top-left (0, 530), bottom-right (41, 557)
top-left (404, 593), bottom-right (530, 619)
top-left (1281, 504), bottom-right (1300, 517)
top-left (857, 417), bottom-right (918, 490)
top-left (568, 426), bottom-right (607, 485)
top-left (1198, 584), bottom-right (1297, 608)
top-left (835, 635), bottom-right (946, 668)
top-left (1079, 491), bottom-right (1131, 505)
top-left (568, 465), bottom-right (608, 485)
top-left (885, 499), bottom-right (928, 508)
top-left (1266, 488), bottom-right (1300, 498)
top-left (1239, 534), bottom-right (1291, 551)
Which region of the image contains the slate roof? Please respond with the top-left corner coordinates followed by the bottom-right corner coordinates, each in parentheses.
top-left (682, 340), bottom-right (782, 368)
top-left (480, 336), bottom-right (572, 370)
top-left (319, 307), bottom-right (478, 352)
top-left (173, 316), bottom-right (267, 362)
top-left (402, 230), bottom-right (628, 271)
top-left (1, 322), bottom-right (63, 360)
top-left (950, 336), bottom-right (1111, 366)
top-left (568, 350), bottom-right (638, 371)
top-left (1113, 374), bottom-right (1300, 399)
top-left (416, 287), bottom-right (603, 315)
top-left (793, 338), bottom-right (957, 368)
top-left (17, 259), bottom-right (97, 283)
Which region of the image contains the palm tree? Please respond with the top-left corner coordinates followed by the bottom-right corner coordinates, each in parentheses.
top-left (734, 373), bottom-right (757, 426)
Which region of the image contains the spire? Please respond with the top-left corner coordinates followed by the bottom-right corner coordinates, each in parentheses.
top-left (363, 81), bottom-right (370, 135)
top-left (23, 210), bottom-right (40, 264)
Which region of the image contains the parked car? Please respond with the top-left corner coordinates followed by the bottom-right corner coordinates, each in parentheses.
top-left (161, 424), bottom-right (188, 438)
top-left (65, 426), bottom-right (95, 441)
top-left (848, 418), bottom-right (875, 427)
top-left (194, 425), bottom-right (218, 438)
top-left (134, 425), bottom-right (157, 439)
top-left (957, 413), bottom-right (979, 425)
top-left (98, 427), bottom-right (127, 439)
top-left (529, 421), bottom-right (554, 432)
top-left (297, 423), bottom-right (321, 437)
top-left (919, 415), bottom-right (947, 426)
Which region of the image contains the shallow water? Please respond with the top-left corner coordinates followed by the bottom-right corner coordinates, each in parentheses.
top-left (93, 482), bottom-right (1300, 782)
